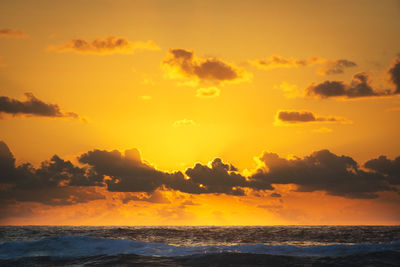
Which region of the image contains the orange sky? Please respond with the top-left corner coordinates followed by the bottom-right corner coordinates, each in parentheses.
top-left (0, 0), bottom-right (400, 225)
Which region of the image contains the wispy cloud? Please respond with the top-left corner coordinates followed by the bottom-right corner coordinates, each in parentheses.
top-left (48, 36), bottom-right (160, 55)
top-left (0, 28), bottom-right (28, 38)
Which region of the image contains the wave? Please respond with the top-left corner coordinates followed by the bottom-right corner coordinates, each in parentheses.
top-left (1, 236), bottom-right (399, 259)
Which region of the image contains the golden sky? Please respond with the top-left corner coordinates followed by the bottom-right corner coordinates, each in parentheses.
top-left (1, 0), bottom-right (400, 225)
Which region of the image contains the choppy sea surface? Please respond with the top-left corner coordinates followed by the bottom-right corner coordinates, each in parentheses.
top-left (0, 226), bottom-right (399, 266)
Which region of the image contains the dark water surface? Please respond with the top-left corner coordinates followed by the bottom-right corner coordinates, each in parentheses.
top-left (0, 226), bottom-right (399, 266)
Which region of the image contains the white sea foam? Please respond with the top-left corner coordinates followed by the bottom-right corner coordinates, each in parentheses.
top-left (0, 236), bottom-right (399, 259)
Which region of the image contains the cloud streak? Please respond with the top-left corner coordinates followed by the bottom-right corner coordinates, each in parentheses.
top-left (0, 93), bottom-right (79, 119)
top-left (275, 110), bottom-right (349, 124)
top-left (251, 55), bottom-right (357, 75)
top-left (49, 36), bottom-right (159, 55)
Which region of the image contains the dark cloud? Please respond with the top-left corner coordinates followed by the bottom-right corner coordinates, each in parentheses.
top-left (162, 48), bottom-right (248, 84)
top-left (388, 56), bottom-right (400, 94)
top-left (365, 155), bottom-right (400, 185)
top-left (1, 141), bottom-right (399, 208)
top-left (79, 149), bottom-right (245, 195)
top-left (0, 28), bottom-right (27, 38)
top-left (78, 148), bottom-right (170, 193)
top-left (306, 56), bottom-right (400, 99)
top-left (49, 36), bottom-right (159, 55)
top-left (0, 93), bottom-right (79, 119)
top-left (0, 141), bottom-right (104, 206)
top-left (276, 110), bottom-right (347, 124)
top-left (270, 192), bottom-right (282, 198)
top-left (306, 72), bottom-right (383, 98)
top-left (183, 158), bottom-right (245, 195)
top-left (249, 150), bottom-right (397, 199)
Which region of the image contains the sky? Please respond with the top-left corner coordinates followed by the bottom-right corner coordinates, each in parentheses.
top-left (0, 0), bottom-right (400, 225)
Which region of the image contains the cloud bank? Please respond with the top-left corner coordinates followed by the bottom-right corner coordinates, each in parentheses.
top-left (1, 141), bottom-right (399, 209)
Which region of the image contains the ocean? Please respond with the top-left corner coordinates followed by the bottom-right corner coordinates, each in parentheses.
top-left (0, 226), bottom-right (399, 266)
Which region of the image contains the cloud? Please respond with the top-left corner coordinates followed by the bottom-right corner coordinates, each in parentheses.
top-left (249, 149), bottom-right (398, 199)
top-left (0, 93), bottom-right (80, 119)
top-left (173, 119), bottom-right (196, 127)
top-left (251, 55), bottom-right (323, 69)
top-left (78, 148), bottom-right (170, 193)
top-left (364, 155), bottom-right (400, 185)
top-left (306, 56), bottom-right (400, 99)
top-left (275, 110), bottom-right (349, 124)
top-left (388, 56), bottom-right (400, 94)
top-left (275, 82), bottom-right (301, 98)
top-left (251, 55), bottom-right (356, 75)
top-left (0, 28), bottom-right (28, 38)
top-left (78, 148), bottom-right (247, 196)
top-left (316, 59), bottom-right (357, 75)
top-left (48, 36), bottom-right (159, 55)
top-left (183, 158), bottom-right (246, 195)
top-left (162, 48), bottom-right (250, 84)
top-left (196, 87), bottom-right (220, 98)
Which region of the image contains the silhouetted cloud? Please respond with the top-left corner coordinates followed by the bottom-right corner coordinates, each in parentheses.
top-left (276, 110), bottom-right (349, 124)
top-left (365, 155), bottom-right (400, 185)
top-left (251, 55), bottom-right (356, 75)
top-left (183, 158), bottom-right (246, 195)
top-left (0, 93), bottom-right (79, 119)
top-left (249, 150), bottom-right (397, 199)
top-left (1, 141), bottom-right (399, 207)
top-left (48, 36), bottom-right (159, 55)
top-left (0, 28), bottom-right (28, 38)
top-left (162, 48), bottom-right (250, 84)
top-left (196, 87), bottom-right (220, 98)
top-left (78, 148), bottom-right (172, 193)
top-left (0, 141), bottom-right (104, 206)
top-left (306, 56), bottom-right (400, 99)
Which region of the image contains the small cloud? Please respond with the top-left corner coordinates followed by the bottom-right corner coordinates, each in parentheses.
top-left (313, 127), bottom-right (333, 133)
top-left (275, 110), bottom-right (350, 125)
top-left (274, 82), bottom-right (301, 98)
top-left (48, 36), bottom-right (160, 55)
top-left (173, 119), bottom-right (196, 127)
top-left (270, 192), bottom-right (282, 198)
top-left (162, 48), bottom-right (251, 85)
top-left (196, 87), bottom-right (220, 98)
top-left (0, 28), bottom-right (28, 38)
top-left (140, 95), bottom-right (152, 101)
